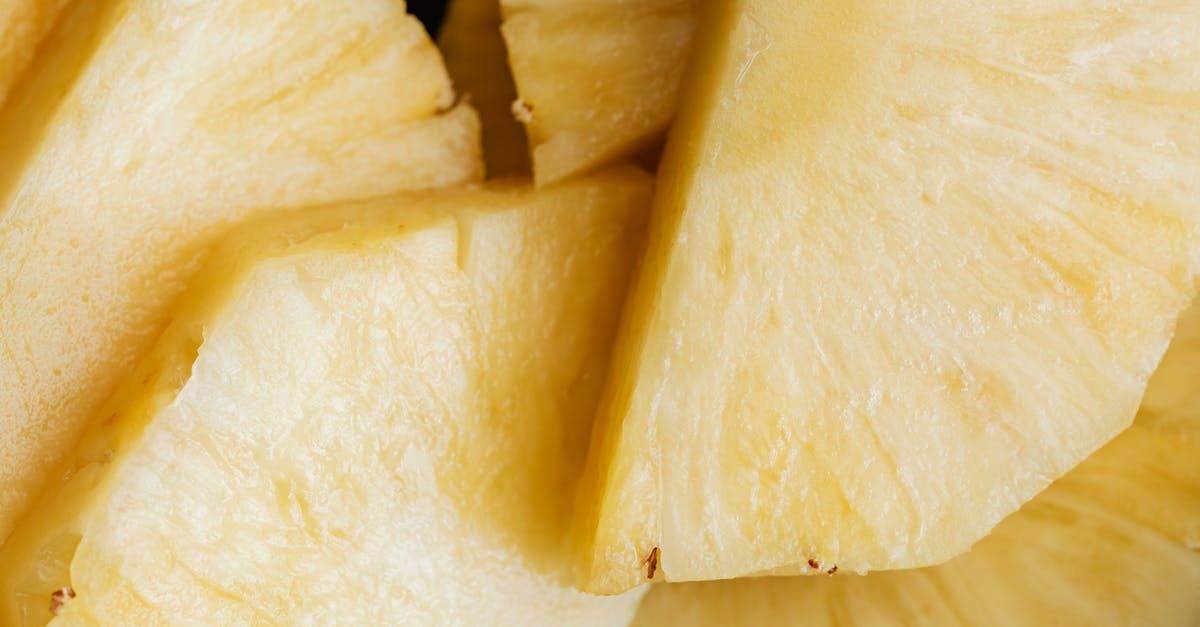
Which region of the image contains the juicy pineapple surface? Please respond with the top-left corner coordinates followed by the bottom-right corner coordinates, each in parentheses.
top-left (0, 168), bottom-right (652, 626)
top-left (633, 303), bottom-right (1200, 627)
top-left (439, 0), bottom-right (530, 176)
top-left (500, 0), bottom-right (696, 185)
top-left (579, 0), bottom-right (1200, 592)
top-left (0, 0), bottom-right (69, 106)
top-left (0, 0), bottom-right (483, 544)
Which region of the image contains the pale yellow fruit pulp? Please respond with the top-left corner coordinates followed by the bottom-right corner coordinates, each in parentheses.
top-left (0, 0), bottom-right (483, 543)
top-left (579, 0), bottom-right (1200, 592)
top-left (0, 168), bottom-right (651, 626)
top-left (633, 302), bottom-right (1200, 626)
top-left (501, 0), bottom-right (697, 185)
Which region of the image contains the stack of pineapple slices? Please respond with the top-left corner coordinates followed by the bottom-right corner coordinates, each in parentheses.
top-left (0, 0), bottom-right (1196, 625)
top-left (0, 169), bottom-right (652, 625)
top-left (0, 0), bottom-right (481, 544)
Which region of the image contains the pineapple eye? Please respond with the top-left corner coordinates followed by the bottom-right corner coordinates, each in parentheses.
top-left (511, 99), bottom-right (535, 124)
top-left (643, 547), bottom-right (662, 580)
top-left (48, 587), bottom-right (75, 617)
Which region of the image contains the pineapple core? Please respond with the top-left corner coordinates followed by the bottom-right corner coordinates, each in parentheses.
top-left (0, 168), bottom-right (651, 626)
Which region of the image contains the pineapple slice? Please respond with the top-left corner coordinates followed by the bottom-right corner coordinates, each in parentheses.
top-left (0, 167), bottom-right (652, 626)
top-left (0, 0), bottom-right (483, 543)
top-left (0, 0), bottom-right (69, 106)
top-left (578, 0), bottom-right (1200, 592)
top-left (440, 0), bottom-right (530, 176)
top-left (500, 0), bottom-right (696, 185)
top-left (632, 302), bottom-right (1200, 626)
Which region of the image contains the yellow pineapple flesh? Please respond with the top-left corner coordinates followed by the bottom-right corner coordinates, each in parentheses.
top-left (633, 302), bottom-right (1200, 626)
top-left (578, 0), bottom-right (1200, 593)
top-left (0, 0), bottom-right (483, 543)
top-left (500, 0), bottom-right (697, 185)
top-left (0, 167), bottom-right (651, 626)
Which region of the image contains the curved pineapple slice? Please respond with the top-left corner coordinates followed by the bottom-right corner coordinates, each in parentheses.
top-left (500, 0), bottom-right (696, 185)
top-left (0, 168), bottom-right (651, 626)
top-left (0, 0), bottom-right (69, 106)
top-left (579, 0), bottom-right (1200, 592)
top-left (0, 0), bottom-right (483, 542)
top-left (633, 303), bottom-right (1200, 627)
top-left (439, 0), bottom-right (530, 176)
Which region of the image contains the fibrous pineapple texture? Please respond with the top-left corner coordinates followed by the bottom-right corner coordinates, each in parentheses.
top-left (633, 302), bottom-right (1200, 627)
top-left (0, 168), bottom-right (651, 626)
top-left (578, 0), bottom-right (1200, 592)
top-left (501, 0), bottom-right (697, 185)
top-left (0, 0), bottom-right (483, 543)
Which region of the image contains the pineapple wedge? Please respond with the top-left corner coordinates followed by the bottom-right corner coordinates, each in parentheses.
top-left (0, 168), bottom-right (651, 626)
top-left (500, 0), bottom-right (696, 185)
top-left (579, 0), bottom-right (1200, 592)
top-left (0, 0), bottom-right (482, 543)
top-left (633, 302), bottom-right (1200, 627)
top-left (440, 0), bottom-right (530, 176)
top-left (0, 0), bottom-right (69, 106)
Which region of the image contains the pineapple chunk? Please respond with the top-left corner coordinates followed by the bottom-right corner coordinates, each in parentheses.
top-left (500, 0), bottom-right (696, 185)
top-left (579, 0), bottom-right (1200, 592)
top-left (440, 0), bottom-right (530, 176)
top-left (633, 303), bottom-right (1200, 626)
top-left (0, 0), bottom-right (69, 106)
top-left (0, 167), bottom-right (651, 626)
top-left (0, 0), bottom-right (483, 543)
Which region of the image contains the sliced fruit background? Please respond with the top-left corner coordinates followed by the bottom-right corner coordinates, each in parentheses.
top-left (0, 168), bottom-right (650, 625)
top-left (500, 0), bottom-right (697, 185)
top-left (632, 302), bottom-right (1200, 626)
top-left (0, 0), bottom-right (482, 544)
top-left (0, 0), bottom-right (1196, 624)
top-left (578, 0), bottom-right (1200, 592)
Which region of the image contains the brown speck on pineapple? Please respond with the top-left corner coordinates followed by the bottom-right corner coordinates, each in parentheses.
top-left (807, 558), bottom-right (820, 570)
top-left (511, 99), bottom-right (534, 124)
top-left (643, 547), bottom-right (661, 580)
top-left (49, 587), bottom-right (75, 616)
top-left (827, 565), bottom-right (838, 575)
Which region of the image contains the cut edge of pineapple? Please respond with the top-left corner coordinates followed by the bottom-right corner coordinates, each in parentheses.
top-left (570, 0), bottom-right (746, 594)
top-left (629, 302), bottom-right (1200, 626)
top-left (576, 0), bottom-right (1200, 592)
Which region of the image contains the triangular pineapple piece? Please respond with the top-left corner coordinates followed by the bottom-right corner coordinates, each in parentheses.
top-left (0, 167), bottom-right (651, 626)
top-left (439, 0), bottom-right (530, 176)
top-left (0, 0), bottom-right (483, 542)
top-left (633, 302), bottom-right (1200, 626)
top-left (578, 0), bottom-right (1200, 592)
top-left (0, 0), bottom-right (69, 106)
top-left (500, 0), bottom-right (696, 185)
